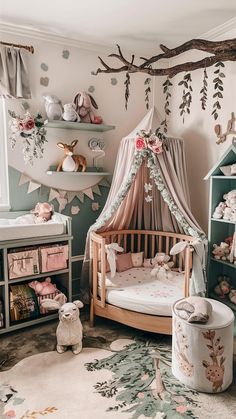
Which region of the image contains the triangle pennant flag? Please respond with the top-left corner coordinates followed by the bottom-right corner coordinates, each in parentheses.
top-left (19, 173), bottom-right (31, 186)
top-left (58, 190), bottom-right (67, 198)
top-left (57, 196), bottom-right (68, 213)
top-left (49, 188), bottom-right (60, 202)
top-left (67, 192), bottom-right (77, 204)
top-left (83, 188), bottom-right (94, 200)
top-left (92, 184), bottom-right (102, 196)
top-left (76, 192), bottom-right (84, 203)
top-left (27, 181), bottom-right (41, 194)
top-left (98, 178), bottom-right (110, 188)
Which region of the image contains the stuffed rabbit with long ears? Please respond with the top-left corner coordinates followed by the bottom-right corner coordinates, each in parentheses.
top-left (74, 91), bottom-right (101, 123)
top-left (41, 293), bottom-right (84, 355)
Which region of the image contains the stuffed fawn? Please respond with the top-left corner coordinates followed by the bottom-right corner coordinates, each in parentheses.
top-left (56, 139), bottom-right (87, 172)
top-left (41, 293), bottom-right (84, 355)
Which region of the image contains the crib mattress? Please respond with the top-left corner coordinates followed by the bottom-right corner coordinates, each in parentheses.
top-left (98, 267), bottom-right (185, 316)
top-left (0, 217), bottom-right (65, 241)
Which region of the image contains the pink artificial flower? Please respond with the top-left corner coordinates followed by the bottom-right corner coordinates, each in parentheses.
top-left (176, 405), bottom-right (187, 413)
top-left (5, 410), bottom-right (16, 418)
top-left (23, 117), bottom-right (35, 131)
top-left (148, 138), bottom-right (163, 154)
top-left (137, 392), bottom-right (145, 399)
top-left (17, 120), bottom-right (25, 131)
top-left (135, 136), bottom-right (146, 151)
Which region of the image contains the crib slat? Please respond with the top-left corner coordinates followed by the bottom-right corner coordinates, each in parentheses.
top-left (144, 235), bottom-right (148, 258)
top-left (93, 242), bottom-right (98, 299)
top-left (165, 236), bottom-right (170, 255)
top-left (124, 235), bottom-right (127, 252)
top-left (101, 243), bottom-right (106, 308)
top-left (118, 235), bottom-right (121, 246)
top-left (158, 236), bottom-right (163, 253)
top-left (172, 237), bottom-right (177, 265)
top-left (151, 235), bottom-right (155, 258)
top-left (131, 234), bottom-right (134, 252)
top-left (138, 234), bottom-right (141, 252)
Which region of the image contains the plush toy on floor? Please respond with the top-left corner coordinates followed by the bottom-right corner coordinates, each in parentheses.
top-left (41, 294), bottom-right (84, 354)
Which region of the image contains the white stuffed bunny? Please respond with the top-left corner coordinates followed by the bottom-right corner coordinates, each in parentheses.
top-left (62, 103), bottom-right (80, 122)
top-left (43, 93), bottom-right (63, 120)
top-left (151, 253), bottom-right (174, 279)
top-left (41, 294), bottom-right (83, 354)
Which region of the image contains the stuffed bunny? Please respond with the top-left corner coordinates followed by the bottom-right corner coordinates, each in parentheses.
top-left (62, 103), bottom-right (80, 122)
top-left (73, 91), bottom-right (100, 123)
top-left (151, 253), bottom-right (174, 279)
top-left (41, 294), bottom-right (83, 354)
top-left (31, 202), bottom-right (54, 223)
top-left (43, 93), bottom-right (63, 120)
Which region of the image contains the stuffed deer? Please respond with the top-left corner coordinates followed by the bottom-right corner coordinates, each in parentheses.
top-left (41, 293), bottom-right (84, 354)
top-left (56, 139), bottom-right (87, 172)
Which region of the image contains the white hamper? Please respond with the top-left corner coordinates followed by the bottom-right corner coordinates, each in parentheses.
top-left (172, 298), bottom-right (234, 393)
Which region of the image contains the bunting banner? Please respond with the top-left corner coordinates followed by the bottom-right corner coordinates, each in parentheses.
top-left (18, 171), bottom-right (111, 214)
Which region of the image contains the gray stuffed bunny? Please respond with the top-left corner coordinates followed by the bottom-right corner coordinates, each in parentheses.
top-left (73, 91), bottom-right (98, 123)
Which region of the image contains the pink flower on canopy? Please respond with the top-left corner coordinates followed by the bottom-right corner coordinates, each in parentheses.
top-left (148, 138), bottom-right (163, 154)
top-left (135, 136), bottom-right (146, 151)
top-left (5, 410), bottom-right (16, 418)
top-left (17, 120), bottom-right (25, 131)
top-left (23, 116), bottom-right (35, 131)
top-left (176, 405), bottom-right (187, 413)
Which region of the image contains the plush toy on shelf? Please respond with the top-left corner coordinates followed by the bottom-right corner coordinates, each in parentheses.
top-left (73, 91), bottom-right (102, 124)
top-left (57, 140), bottom-right (87, 172)
top-left (212, 189), bottom-right (236, 222)
top-left (43, 93), bottom-right (63, 120)
top-left (212, 242), bottom-right (230, 260)
top-left (62, 103), bottom-right (80, 122)
top-left (223, 190), bottom-right (236, 210)
top-left (212, 202), bottom-right (226, 219)
top-left (229, 289), bottom-right (236, 304)
top-left (29, 277), bottom-right (57, 296)
top-left (214, 276), bottom-right (231, 298)
top-left (151, 252), bottom-right (174, 279)
top-left (41, 294), bottom-right (84, 355)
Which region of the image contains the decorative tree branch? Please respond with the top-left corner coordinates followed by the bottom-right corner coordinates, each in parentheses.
top-left (94, 39), bottom-right (236, 78)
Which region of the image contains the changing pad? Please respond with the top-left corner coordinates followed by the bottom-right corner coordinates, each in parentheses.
top-left (0, 213), bottom-right (66, 241)
top-left (98, 267), bottom-right (185, 316)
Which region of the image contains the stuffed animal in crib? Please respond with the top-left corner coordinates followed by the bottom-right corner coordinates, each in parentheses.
top-left (43, 93), bottom-right (63, 120)
top-left (62, 103), bottom-right (80, 122)
top-left (41, 294), bottom-right (84, 354)
top-left (31, 202), bottom-right (54, 223)
top-left (214, 276), bottom-right (231, 298)
top-left (57, 140), bottom-right (87, 172)
top-left (29, 277), bottom-right (57, 296)
top-left (151, 253), bottom-right (174, 279)
top-left (73, 91), bottom-right (102, 123)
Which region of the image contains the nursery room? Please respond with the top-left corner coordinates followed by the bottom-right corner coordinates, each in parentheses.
top-left (0, 0), bottom-right (236, 418)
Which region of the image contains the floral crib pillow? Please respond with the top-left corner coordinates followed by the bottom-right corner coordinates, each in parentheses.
top-left (131, 252), bottom-right (144, 267)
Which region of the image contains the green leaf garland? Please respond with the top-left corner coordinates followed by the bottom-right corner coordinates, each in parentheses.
top-left (178, 73), bottom-right (193, 123)
top-left (212, 61), bottom-right (225, 120)
top-left (161, 78), bottom-right (173, 133)
top-left (200, 67), bottom-right (208, 110)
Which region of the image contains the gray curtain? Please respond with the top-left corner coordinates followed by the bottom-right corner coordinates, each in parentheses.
top-left (0, 46), bottom-right (31, 99)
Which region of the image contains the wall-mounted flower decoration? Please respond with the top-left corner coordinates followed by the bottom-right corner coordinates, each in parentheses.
top-left (8, 110), bottom-right (47, 166)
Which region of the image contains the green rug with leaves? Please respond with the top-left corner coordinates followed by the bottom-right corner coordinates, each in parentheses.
top-left (0, 339), bottom-right (235, 419)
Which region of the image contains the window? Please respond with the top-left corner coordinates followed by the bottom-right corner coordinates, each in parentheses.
top-left (0, 98), bottom-right (10, 211)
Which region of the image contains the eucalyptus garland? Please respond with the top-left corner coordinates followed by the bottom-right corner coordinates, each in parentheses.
top-left (200, 67), bottom-right (208, 110)
top-left (212, 61), bottom-right (225, 120)
top-left (178, 73), bottom-right (193, 123)
top-left (161, 78), bottom-right (173, 133)
top-left (144, 77), bottom-right (151, 110)
top-left (124, 72), bottom-right (131, 110)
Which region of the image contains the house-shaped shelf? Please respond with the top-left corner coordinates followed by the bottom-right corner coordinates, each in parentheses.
top-left (205, 139), bottom-right (236, 332)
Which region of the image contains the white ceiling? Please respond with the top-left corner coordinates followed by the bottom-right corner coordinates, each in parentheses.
top-left (0, 0), bottom-right (236, 54)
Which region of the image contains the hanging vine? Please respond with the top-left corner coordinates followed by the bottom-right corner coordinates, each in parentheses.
top-left (124, 72), bottom-right (131, 110)
top-left (144, 77), bottom-right (152, 110)
top-left (200, 67), bottom-right (208, 110)
top-left (178, 73), bottom-right (193, 123)
top-left (212, 61), bottom-right (225, 120)
top-left (160, 78), bottom-right (173, 133)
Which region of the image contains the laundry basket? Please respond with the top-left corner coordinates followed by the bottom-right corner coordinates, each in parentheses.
top-left (172, 298), bottom-right (234, 393)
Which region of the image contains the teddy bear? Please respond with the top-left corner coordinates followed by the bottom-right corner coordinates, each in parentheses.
top-left (229, 289), bottom-right (236, 304)
top-left (212, 242), bottom-right (230, 260)
top-left (223, 189), bottom-right (236, 210)
top-left (212, 202), bottom-right (226, 219)
top-left (223, 206), bottom-right (233, 220)
top-left (62, 103), bottom-right (80, 122)
top-left (29, 277), bottom-right (57, 296)
top-left (151, 252), bottom-right (174, 279)
top-left (43, 93), bottom-right (63, 120)
top-left (214, 276), bottom-right (231, 298)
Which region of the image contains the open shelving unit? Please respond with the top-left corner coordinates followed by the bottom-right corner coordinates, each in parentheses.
top-left (0, 213), bottom-right (73, 334)
top-left (204, 139), bottom-right (236, 334)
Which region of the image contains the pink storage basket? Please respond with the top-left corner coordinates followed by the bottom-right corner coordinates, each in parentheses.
top-left (8, 249), bottom-right (40, 279)
top-left (40, 245), bottom-right (68, 273)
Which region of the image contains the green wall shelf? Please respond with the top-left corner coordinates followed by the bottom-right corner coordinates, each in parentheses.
top-left (47, 171), bottom-right (110, 176)
top-left (45, 120), bottom-right (115, 132)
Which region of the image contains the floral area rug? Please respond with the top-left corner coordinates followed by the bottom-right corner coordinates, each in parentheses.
top-left (0, 338), bottom-right (235, 419)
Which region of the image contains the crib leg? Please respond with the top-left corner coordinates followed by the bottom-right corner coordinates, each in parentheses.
top-left (90, 298), bottom-right (95, 327)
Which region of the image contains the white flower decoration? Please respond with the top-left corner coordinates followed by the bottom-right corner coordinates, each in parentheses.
top-left (144, 182), bottom-right (152, 193)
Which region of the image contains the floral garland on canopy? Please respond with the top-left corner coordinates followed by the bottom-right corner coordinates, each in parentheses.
top-left (8, 110), bottom-right (47, 166)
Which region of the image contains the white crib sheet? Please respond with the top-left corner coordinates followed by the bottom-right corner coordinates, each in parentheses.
top-left (98, 267), bottom-right (185, 316)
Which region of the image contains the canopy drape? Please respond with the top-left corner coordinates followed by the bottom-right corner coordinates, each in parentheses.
top-left (81, 108), bottom-right (207, 302)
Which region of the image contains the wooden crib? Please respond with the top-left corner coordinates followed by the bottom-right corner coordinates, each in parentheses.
top-left (90, 229), bottom-right (193, 335)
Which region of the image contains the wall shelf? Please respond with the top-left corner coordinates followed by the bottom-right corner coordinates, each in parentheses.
top-left (47, 171), bottom-right (110, 176)
top-left (210, 257), bottom-right (236, 269)
top-left (211, 218), bottom-right (236, 225)
top-left (45, 120), bottom-right (115, 132)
